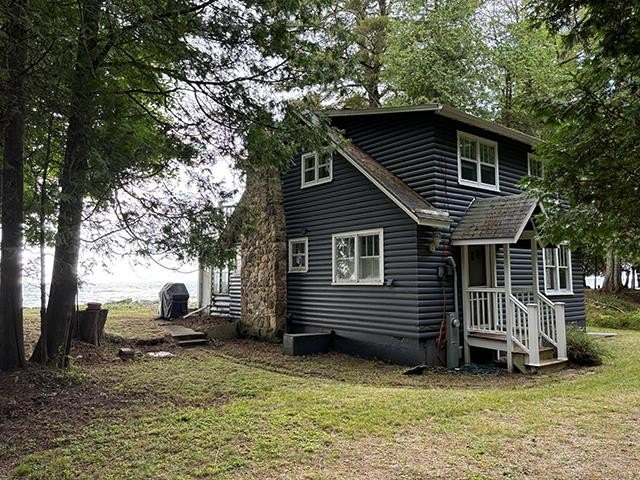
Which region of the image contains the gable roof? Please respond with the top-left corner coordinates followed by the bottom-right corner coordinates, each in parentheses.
top-left (451, 195), bottom-right (537, 245)
top-left (323, 104), bottom-right (539, 146)
top-left (297, 110), bottom-right (451, 228)
top-left (337, 143), bottom-right (451, 227)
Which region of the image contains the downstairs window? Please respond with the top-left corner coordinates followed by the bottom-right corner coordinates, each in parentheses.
top-left (332, 229), bottom-right (383, 285)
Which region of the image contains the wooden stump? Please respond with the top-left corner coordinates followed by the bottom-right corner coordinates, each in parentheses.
top-left (77, 306), bottom-right (109, 345)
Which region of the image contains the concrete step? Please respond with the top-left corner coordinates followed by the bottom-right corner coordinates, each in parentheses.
top-left (539, 346), bottom-right (556, 361)
top-left (172, 332), bottom-right (207, 341)
top-left (175, 338), bottom-right (208, 348)
top-left (159, 323), bottom-right (208, 348)
top-left (512, 346), bottom-right (555, 359)
top-left (525, 358), bottom-right (568, 373)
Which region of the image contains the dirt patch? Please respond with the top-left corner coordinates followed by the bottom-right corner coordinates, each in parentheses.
top-left (172, 314), bottom-right (233, 333)
top-left (0, 362), bottom-right (125, 475)
top-left (211, 338), bottom-right (593, 389)
top-left (0, 339), bottom-right (209, 477)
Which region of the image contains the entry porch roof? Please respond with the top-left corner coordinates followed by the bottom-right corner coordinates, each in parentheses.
top-left (451, 195), bottom-right (538, 246)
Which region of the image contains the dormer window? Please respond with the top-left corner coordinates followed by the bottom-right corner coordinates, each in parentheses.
top-left (301, 151), bottom-right (332, 188)
top-left (457, 131), bottom-right (499, 191)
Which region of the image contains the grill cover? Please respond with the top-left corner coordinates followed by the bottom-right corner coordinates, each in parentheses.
top-left (159, 283), bottom-right (190, 319)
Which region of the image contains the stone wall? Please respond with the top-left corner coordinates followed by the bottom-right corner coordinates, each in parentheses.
top-left (238, 167), bottom-right (287, 340)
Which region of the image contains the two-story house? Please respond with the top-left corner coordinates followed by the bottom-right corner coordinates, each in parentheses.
top-left (201, 104), bottom-right (585, 373)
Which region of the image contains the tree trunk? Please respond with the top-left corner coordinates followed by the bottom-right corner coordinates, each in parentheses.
top-left (0, 0), bottom-right (28, 371)
top-left (602, 252), bottom-right (622, 293)
top-left (36, 115), bottom-right (53, 362)
top-left (352, 0), bottom-right (387, 108)
top-left (623, 267), bottom-right (630, 289)
top-left (31, 0), bottom-right (104, 367)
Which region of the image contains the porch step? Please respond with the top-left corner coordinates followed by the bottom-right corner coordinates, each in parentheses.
top-left (175, 337), bottom-right (209, 348)
top-left (524, 358), bottom-right (568, 374)
top-left (512, 351), bottom-right (565, 373)
top-left (467, 331), bottom-right (508, 351)
top-left (160, 323), bottom-right (209, 348)
top-left (470, 331), bottom-right (565, 373)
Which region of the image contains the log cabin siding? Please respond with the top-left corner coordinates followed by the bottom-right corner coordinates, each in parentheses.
top-left (332, 111), bottom-right (585, 325)
top-left (282, 151), bottom-right (434, 364)
top-left (229, 272), bottom-right (241, 320)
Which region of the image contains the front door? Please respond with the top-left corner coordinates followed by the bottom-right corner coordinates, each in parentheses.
top-left (468, 245), bottom-right (491, 287)
top-left (464, 245), bottom-right (498, 331)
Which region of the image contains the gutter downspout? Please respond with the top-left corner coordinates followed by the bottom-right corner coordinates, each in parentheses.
top-left (446, 256), bottom-right (461, 368)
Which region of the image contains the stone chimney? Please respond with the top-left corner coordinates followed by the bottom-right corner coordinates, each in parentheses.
top-left (238, 167), bottom-right (287, 340)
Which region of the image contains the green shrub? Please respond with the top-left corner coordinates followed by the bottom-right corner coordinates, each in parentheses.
top-left (566, 326), bottom-right (609, 366)
top-left (588, 311), bottom-right (640, 330)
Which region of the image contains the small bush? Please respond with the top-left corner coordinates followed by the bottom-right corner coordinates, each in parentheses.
top-left (588, 311), bottom-right (640, 331)
top-left (566, 326), bottom-right (609, 366)
top-left (586, 290), bottom-right (640, 331)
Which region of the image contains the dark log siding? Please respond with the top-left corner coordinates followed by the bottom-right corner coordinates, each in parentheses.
top-left (229, 272), bottom-right (241, 320)
top-left (209, 271), bottom-right (242, 320)
top-left (282, 151), bottom-right (436, 364)
top-left (333, 111), bottom-right (585, 325)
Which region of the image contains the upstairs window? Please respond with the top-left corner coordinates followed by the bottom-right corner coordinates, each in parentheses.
top-left (288, 238), bottom-right (308, 273)
top-left (301, 151), bottom-right (332, 188)
top-left (528, 153), bottom-right (544, 178)
top-left (543, 243), bottom-right (573, 295)
top-left (332, 229), bottom-right (383, 285)
top-left (457, 132), bottom-right (499, 191)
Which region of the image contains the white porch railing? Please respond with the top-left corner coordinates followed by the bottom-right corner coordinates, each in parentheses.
top-left (465, 287), bottom-right (567, 364)
top-left (466, 287), bottom-right (506, 333)
top-left (539, 294), bottom-right (567, 359)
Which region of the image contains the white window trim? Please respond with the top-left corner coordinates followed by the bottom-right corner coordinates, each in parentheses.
top-left (212, 266), bottom-right (230, 295)
top-left (288, 237), bottom-right (308, 273)
top-left (457, 131), bottom-right (500, 192)
top-left (542, 243), bottom-right (573, 296)
top-left (528, 152), bottom-right (544, 177)
top-left (331, 228), bottom-right (384, 286)
top-left (300, 151), bottom-right (333, 189)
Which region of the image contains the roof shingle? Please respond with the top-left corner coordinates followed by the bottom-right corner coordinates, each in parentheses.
top-left (451, 195), bottom-right (537, 245)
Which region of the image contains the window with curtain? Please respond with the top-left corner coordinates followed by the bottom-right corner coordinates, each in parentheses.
top-left (288, 238), bottom-right (308, 273)
top-left (333, 229), bottom-right (383, 284)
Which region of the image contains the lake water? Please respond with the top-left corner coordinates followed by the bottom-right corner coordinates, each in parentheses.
top-left (22, 261), bottom-right (199, 308)
top-left (18, 272), bottom-right (613, 308)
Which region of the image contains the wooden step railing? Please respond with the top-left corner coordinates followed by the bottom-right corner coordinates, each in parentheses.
top-left (538, 293), bottom-right (567, 360)
top-left (465, 287), bottom-right (567, 364)
top-left (466, 287), bottom-right (506, 334)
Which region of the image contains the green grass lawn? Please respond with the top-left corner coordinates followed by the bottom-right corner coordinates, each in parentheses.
top-left (3, 296), bottom-right (640, 479)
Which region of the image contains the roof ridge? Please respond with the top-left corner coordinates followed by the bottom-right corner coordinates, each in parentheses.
top-left (321, 104), bottom-right (539, 146)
